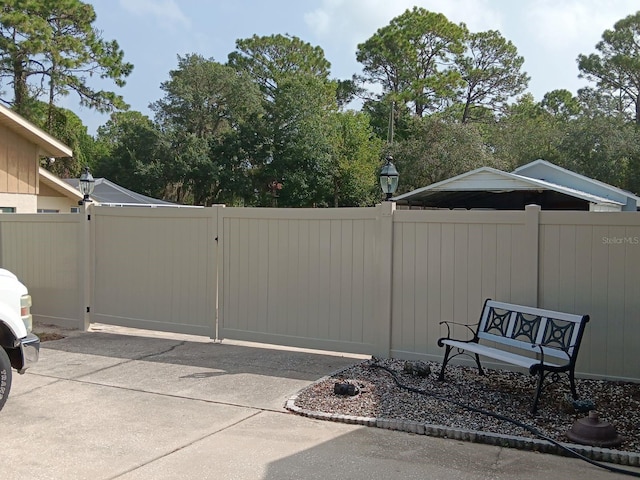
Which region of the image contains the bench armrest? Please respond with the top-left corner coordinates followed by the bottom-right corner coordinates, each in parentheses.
top-left (531, 342), bottom-right (576, 360)
top-left (531, 343), bottom-right (546, 365)
top-left (439, 320), bottom-right (479, 340)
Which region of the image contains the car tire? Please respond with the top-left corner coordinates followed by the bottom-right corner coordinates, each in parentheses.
top-left (0, 347), bottom-right (12, 412)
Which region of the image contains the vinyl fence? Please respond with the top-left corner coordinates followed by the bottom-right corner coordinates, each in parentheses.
top-left (1, 203), bottom-right (638, 381)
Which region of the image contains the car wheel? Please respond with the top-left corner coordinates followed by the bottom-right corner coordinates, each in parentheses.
top-left (0, 347), bottom-right (12, 412)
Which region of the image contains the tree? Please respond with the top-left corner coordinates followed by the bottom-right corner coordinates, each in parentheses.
top-left (577, 86), bottom-right (631, 120)
top-left (327, 111), bottom-right (382, 207)
top-left (0, 0), bottom-right (132, 122)
top-left (151, 54), bottom-right (263, 205)
top-left (229, 34), bottom-right (342, 207)
top-left (26, 100), bottom-right (94, 177)
top-left (263, 73), bottom-right (338, 207)
top-left (455, 30), bottom-right (529, 123)
top-left (483, 94), bottom-right (565, 169)
top-left (228, 34), bottom-right (330, 101)
top-left (361, 96), bottom-right (413, 143)
top-left (356, 7), bottom-right (467, 118)
top-left (558, 114), bottom-right (639, 189)
top-left (577, 11), bottom-right (640, 123)
top-left (540, 89), bottom-right (581, 120)
top-left (390, 116), bottom-right (499, 193)
top-left (94, 111), bottom-right (167, 198)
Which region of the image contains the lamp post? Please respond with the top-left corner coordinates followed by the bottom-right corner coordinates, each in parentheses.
top-left (379, 155), bottom-right (399, 201)
top-left (78, 166), bottom-right (95, 205)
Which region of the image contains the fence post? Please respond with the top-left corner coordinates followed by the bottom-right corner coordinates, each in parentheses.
top-left (211, 205), bottom-right (224, 341)
top-left (79, 202), bottom-right (92, 331)
top-left (524, 204), bottom-right (541, 307)
top-left (374, 201), bottom-right (395, 357)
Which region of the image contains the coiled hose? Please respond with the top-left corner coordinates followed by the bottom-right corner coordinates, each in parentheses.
top-left (369, 363), bottom-right (640, 478)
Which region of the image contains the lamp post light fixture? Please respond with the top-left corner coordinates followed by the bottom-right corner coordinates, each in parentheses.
top-left (379, 155), bottom-right (399, 201)
top-left (78, 166), bottom-right (95, 205)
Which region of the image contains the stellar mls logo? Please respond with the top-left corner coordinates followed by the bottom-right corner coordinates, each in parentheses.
top-left (602, 236), bottom-right (640, 245)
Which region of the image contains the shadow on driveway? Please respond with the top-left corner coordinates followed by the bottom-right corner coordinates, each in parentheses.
top-left (37, 325), bottom-right (367, 383)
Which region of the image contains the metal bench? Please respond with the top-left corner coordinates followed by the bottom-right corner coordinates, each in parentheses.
top-left (437, 299), bottom-right (590, 414)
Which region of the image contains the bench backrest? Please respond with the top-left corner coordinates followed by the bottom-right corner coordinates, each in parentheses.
top-left (477, 300), bottom-right (590, 362)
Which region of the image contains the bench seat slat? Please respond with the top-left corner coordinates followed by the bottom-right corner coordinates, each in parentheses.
top-left (440, 339), bottom-right (561, 369)
top-left (476, 331), bottom-right (571, 361)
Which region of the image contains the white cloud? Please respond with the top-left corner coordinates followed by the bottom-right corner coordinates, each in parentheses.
top-left (526, 0), bottom-right (638, 52)
top-left (303, 0), bottom-right (504, 79)
top-left (118, 0), bottom-right (190, 31)
top-left (304, 0), bottom-right (503, 43)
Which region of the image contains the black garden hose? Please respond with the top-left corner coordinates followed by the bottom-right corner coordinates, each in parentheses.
top-left (369, 363), bottom-right (640, 478)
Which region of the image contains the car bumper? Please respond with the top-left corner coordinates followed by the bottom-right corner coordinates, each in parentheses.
top-left (18, 333), bottom-right (40, 373)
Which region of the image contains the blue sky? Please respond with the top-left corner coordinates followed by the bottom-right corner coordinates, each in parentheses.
top-left (74, 0), bottom-right (640, 134)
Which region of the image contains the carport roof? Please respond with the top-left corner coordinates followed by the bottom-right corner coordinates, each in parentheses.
top-left (392, 166), bottom-right (624, 207)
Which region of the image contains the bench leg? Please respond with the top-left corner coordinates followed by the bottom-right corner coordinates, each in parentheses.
top-left (438, 345), bottom-right (453, 380)
top-left (531, 372), bottom-right (544, 414)
top-left (569, 370), bottom-right (578, 399)
top-left (474, 354), bottom-right (485, 376)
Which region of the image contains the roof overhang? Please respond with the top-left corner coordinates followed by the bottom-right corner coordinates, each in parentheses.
top-left (0, 104), bottom-right (72, 158)
top-left (39, 167), bottom-right (84, 201)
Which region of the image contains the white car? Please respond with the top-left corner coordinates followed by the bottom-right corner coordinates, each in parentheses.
top-left (0, 268), bottom-right (39, 411)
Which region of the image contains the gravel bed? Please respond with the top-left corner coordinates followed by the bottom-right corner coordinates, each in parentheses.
top-left (292, 358), bottom-right (640, 455)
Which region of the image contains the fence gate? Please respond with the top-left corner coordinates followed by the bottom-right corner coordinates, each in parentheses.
top-left (90, 206), bottom-right (219, 337)
top-left (216, 205), bottom-right (391, 356)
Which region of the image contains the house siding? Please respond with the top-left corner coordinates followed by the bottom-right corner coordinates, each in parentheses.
top-left (0, 124), bottom-right (38, 195)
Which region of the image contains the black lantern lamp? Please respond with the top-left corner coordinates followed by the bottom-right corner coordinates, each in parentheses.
top-left (78, 166), bottom-right (95, 205)
top-left (379, 155), bottom-right (399, 201)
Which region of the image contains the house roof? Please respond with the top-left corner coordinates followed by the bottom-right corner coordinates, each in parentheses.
top-left (0, 104), bottom-right (72, 158)
top-left (63, 177), bottom-right (177, 206)
top-left (513, 159), bottom-right (640, 206)
top-left (392, 166), bottom-right (624, 208)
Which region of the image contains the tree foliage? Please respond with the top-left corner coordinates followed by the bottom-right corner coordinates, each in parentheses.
top-left (228, 34), bottom-right (330, 101)
top-left (483, 94), bottom-right (566, 169)
top-left (390, 116), bottom-right (500, 193)
top-left (455, 30), bottom-right (529, 123)
top-left (578, 11), bottom-right (640, 123)
top-left (94, 111), bottom-right (166, 198)
top-left (0, 0), bottom-right (133, 122)
top-left (356, 7), bottom-right (467, 117)
top-left (229, 34), bottom-right (345, 207)
top-left (327, 111), bottom-right (383, 206)
top-left (558, 114), bottom-right (640, 190)
top-left (24, 100), bottom-right (94, 176)
top-left (151, 54), bottom-right (263, 205)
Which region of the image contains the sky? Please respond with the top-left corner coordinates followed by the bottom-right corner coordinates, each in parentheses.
top-left (72, 0), bottom-right (640, 134)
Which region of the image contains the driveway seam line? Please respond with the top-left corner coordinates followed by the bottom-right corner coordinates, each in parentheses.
top-left (107, 410), bottom-right (264, 480)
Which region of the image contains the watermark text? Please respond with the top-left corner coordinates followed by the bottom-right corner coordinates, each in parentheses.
top-left (602, 236), bottom-right (639, 245)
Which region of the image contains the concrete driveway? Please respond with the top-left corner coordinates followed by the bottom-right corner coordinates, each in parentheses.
top-left (1, 325), bottom-right (637, 480)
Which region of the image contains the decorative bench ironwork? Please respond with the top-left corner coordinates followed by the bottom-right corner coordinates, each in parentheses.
top-left (437, 299), bottom-right (590, 414)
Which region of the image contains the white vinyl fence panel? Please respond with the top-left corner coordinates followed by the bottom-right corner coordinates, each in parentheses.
top-left (539, 212), bottom-right (640, 381)
top-left (389, 209), bottom-right (537, 361)
top-left (218, 206), bottom-right (383, 354)
top-left (0, 213), bottom-right (84, 327)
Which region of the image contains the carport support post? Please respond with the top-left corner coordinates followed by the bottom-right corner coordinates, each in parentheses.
top-left (374, 201), bottom-right (395, 358)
